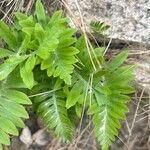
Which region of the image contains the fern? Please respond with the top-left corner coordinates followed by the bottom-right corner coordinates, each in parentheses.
top-left (0, 0), bottom-right (78, 145)
top-left (90, 64), bottom-right (134, 149)
top-left (38, 12), bottom-right (78, 85)
top-left (33, 79), bottom-right (74, 142)
top-left (66, 37), bottom-right (135, 149)
top-left (0, 0), bottom-right (135, 149)
top-left (0, 75), bottom-right (31, 147)
top-left (90, 21), bottom-right (110, 35)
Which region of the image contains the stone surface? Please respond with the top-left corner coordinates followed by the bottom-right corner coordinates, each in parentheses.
top-left (67, 0), bottom-right (150, 44)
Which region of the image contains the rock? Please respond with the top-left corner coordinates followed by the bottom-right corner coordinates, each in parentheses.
top-left (19, 127), bottom-right (51, 150)
top-left (129, 55), bottom-right (150, 93)
top-left (11, 137), bottom-right (28, 150)
top-left (67, 0), bottom-right (150, 44)
top-left (20, 127), bottom-right (32, 148)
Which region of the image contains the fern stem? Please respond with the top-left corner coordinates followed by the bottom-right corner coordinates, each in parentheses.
top-left (78, 76), bottom-right (90, 133)
top-left (28, 88), bottom-right (61, 98)
top-left (89, 74), bottom-right (93, 107)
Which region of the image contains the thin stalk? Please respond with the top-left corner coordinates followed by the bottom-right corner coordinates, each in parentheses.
top-left (28, 88), bottom-right (61, 98)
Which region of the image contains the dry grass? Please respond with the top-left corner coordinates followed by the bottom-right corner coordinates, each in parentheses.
top-left (0, 0), bottom-right (60, 22)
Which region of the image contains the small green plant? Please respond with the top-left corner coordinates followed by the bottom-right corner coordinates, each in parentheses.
top-left (90, 21), bottom-right (110, 35)
top-left (0, 0), bottom-right (135, 149)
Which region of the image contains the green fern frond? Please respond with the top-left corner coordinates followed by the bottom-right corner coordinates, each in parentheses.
top-left (0, 21), bottom-right (17, 50)
top-left (34, 89), bottom-right (74, 142)
top-left (68, 46), bottom-right (135, 149)
top-left (38, 12), bottom-right (79, 85)
top-left (15, 5), bottom-right (79, 85)
top-left (0, 82), bottom-right (31, 147)
top-left (90, 21), bottom-right (110, 35)
top-left (91, 54), bottom-right (135, 149)
top-left (35, 0), bottom-right (46, 24)
top-left (0, 55), bottom-right (27, 81)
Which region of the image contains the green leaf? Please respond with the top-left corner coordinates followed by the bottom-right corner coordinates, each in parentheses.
top-left (37, 37), bottom-right (59, 59)
top-left (0, 106), bottom-right (25, 128)
top-left (22, 27), bottom-right (34, 35)
top-left (66, 82), bottom-right (83, 108)
top-left (88, 104), bottom-right (100, 115)
top-left (19, 16), bottom-right (35, 28)
top-left (0, 56), bottom-right (26, 81)
top-left (0, 98), bottom-right (29, 118)
top-left (91, 63), bottom-right (134, 149)
top-left (59, 28), bottom-right (76, 39)
top-left (2, 89), bottom-right (32, 104)
top-left (0, 48), bottom-right (14, 58)
top-left (20, 65), bottom-right (34, 89)
top-left (75, 104), bottom-right (82, 118)
top-left (25, 55), bottom-right (36, 72)
top-left (4, 69), bottom-right (27, 89)
top-left (106, 65), bottom-right (135, 84)
top-left (0, 117), bottom-right (18, 136)
top-left (15, 12), bottom-right (28, 21)
top-left (19, 56), bottom-right (36, 89)
top-left (75, 36), bottom-right (86, 51)
top-left (94, 85), bottom-right (112, 96)
top-left (46, 47), bottom-right (79, 85)
top-left (108, 51), bottom-right (129, 71)
top-left (41, 57), bottom-right (51, 70)
top-left (28, 40), bottom-right (39, 50)
top-left (93, 105), bottom-right (119, 150)
top-left (35, 0), bottom-right (46, 23)
top-left (34, 92), bottom-right (74, 142)
top-left (0, 144), bottom-right (2, 150)
top-left (0, 21), bottom-right (17, 50)
top-left (19, 35), bottom-right (31, 53)
top-left (58, 38), bottom-right (77, 49)
top-left (34, 23), bottom-right (45, 43)
top-left (90, 21), bottom-right (110, 34)
top-left (48, 11), bottom-right (63, 26)
top-left (0, 129), bottom-right (10, 145)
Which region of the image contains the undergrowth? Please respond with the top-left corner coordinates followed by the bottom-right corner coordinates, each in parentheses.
top-left (0, 0), bottom-right (135, 150)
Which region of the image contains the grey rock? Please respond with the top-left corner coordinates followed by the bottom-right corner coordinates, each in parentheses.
top-left (67, 0), bottom-right (150, 44)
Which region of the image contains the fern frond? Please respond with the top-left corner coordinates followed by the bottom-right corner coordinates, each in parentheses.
top-left (0, 55), bottom-right (27, 81)
top-left (0, 82), bottom-right (31, 147)
top-left (91, 54), bottom-right (135, 149)
top-left (39, 28), bottom-right (78, 84)
top-left (33, 78), bottom-right (74, 142)
top-left (66, 72), bottom-right (87, 109)
top-left (35, 0), bottom-right (46, 24)
top-left (20, 55), bottom-right (36, 89)
top-left (90, 21), bottom-right (110, 35)
top-left (34, 90), bottom-right (74, 142)
top-left (68, 48), bottom-right (135, 149)
top-left (0, 21), bottom-right (17, 50)
top-left (37, 11), bottom-right (79, 85)
top-left (15, 7), bottom-right (79, 85)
